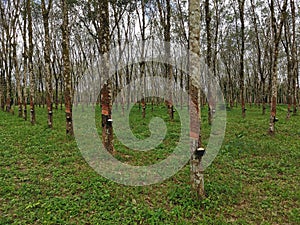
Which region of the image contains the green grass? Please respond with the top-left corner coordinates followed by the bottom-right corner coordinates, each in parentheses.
top-left (0, 104), bottom-right (299, 224)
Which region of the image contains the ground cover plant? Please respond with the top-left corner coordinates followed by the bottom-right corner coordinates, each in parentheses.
top-left (0, 104), bottom-right (299, 224)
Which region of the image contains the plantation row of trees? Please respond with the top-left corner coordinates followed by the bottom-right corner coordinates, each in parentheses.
top-left (0, 0), bottom-right (299, 196)
top-left (0, 0), bottom-right (299, 129)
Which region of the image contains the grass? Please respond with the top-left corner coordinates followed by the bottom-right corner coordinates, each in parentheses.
top-left (0, 103), bottom-right (299, 224)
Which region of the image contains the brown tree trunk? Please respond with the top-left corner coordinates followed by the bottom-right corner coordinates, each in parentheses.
top-left (269, 0), bottom-right (288, 135)
top-left (61, 0), bottom-right (73, 135)
top-left (42, 0), bottom-right (53, 128)
top-left (282, 17), bottom-right (292, 120)
top-left (101, 82), bottom-right (114, 153)
top-left (212, 0), bottom-right (220, 119)
top-left (250, 0), bottom-right (267, 115)
top-left (27, 0), bottom-right (35, 124)
top-left (0, 69), bottom-right (4, 111)
top-left (157, 0), bottom-right (174, 120)
top-left (139, 1), bottom-right (147, 119)
top-left (290, 0), bottom-right (297, 115)
top-left (5, 50), bottom-right (12, 113)
top-left (22, 1), bottom-right (28, 121)
top-left (238, 0), bottom-right (246, 118)
top-left (2, 30), bottom-right (12, 113)
top-left (99, 0), bottom-right (113, 153)
top-left (262, 79), bottom-right (266, 115)
top-left (165, 0), bottom-right (174, 120)
top-left (205, 0), bottom-right (213, 125)
top-left (13, 39), bottom-right (22, 117)
top-left (189, 0), bottom-right (205, 198)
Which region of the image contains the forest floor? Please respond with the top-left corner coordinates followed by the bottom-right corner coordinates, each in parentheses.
top-left (0, 104), bottom-right (299, 224)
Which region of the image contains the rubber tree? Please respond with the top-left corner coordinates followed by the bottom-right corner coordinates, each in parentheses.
top-left (61, 0), bottom-right (73, 135)
top-left (189, 0), bottom-right (205, 198)
top-left (269, 0), bottom-right (288, 135)
top-left (41, 0), bottom-right (53, 128)
top-left (205, 0), bottom-right (214, 125)
top-left (238, 0), bottom-right (246, 118)
top-left (290, 0), bottom-right (298, 115)
top-left (99, 0), bottom-right (114, 153)
top-left (0, 0), bottom-right (15, 114)
top-left (137, 0), bottom-right (147, 118)
top-left (22, 0), bottom-right (28, 120)
top-left (27, 0), bottom-right (36, 124)
top-left (156, 0), bottom-right (174, 120)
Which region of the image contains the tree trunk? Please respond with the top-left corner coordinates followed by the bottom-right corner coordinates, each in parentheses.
top-left (205, 0), bottom-right (213, 125)
top-left (61, 0), bottom-right (73, 135)
top-left (22, 2), bottom-right (28, 121)
top-left (13, 39), bottom-right (22, 117)
top-left (0, 70), bottom-right (4, 111)
top-left (283, 18), bottom-right (292, 120)
top-left (269, 0), bottom-right (288, 135)
top-left (27, 0), bottom-right (35, 124)
top-left (189, 0), bottom-right (205, 198)
top-left (238, 0), bottom-right (246, 118)
top-left (42, 0), bottom-right (53, 128)
top-left (99, 0), bottom-right (113, 153)
top-left (290, 0), bottom-right (297, 115)
top-left (3, 32), bottom-right (12, 113)
top-left (250, 0), bottom-right (267, 115)
top-left (139, 1), bottom-right (146, 119)
top-left (165, 0), bottom-right (174, 120)
top-left (156, 0), bottom-right (174, 120)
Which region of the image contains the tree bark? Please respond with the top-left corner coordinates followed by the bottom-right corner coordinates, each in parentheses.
top-left (41, 0), bottom-right (53, 128)
top-left (250, 0), bottom-right (267, 115)
top-left (205, 0), bottom-right (214, 125)
top-left (27, 0), bottom-right (35, 124)
top-left (290, 0), bottom-right (297, 115)
top-left (139, 1), bottom-right (147, 119)
top-left (282, 13), bottom-right (292, 119)
top-left (99, 0), bottom-right (114, 153)
top-left (189, 0), bottom-right (205, 198)
top-left (22, 0), bottom-right (28, 120)
top-left (269, 0), bottom-right (288, 135)
top-left (61, 0), bottom-right (73, 135)
top-left (165, 0), bottom-right (174, 120)
top-left (238, 0), bottom-right (246, 118)
top-left (157, 0), bottom-right (174, 120)
top-left (13, 35), bottom-right (22, 117)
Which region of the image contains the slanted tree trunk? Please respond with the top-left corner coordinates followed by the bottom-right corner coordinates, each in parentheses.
top-left (189, 0), bottom-right (205, 198)
top-left (61, 0), bottom-right (73, 135)
top-left (41, 0), bottom-right (53, 128)
top-left (269, 0), bottom-right (288, 135)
